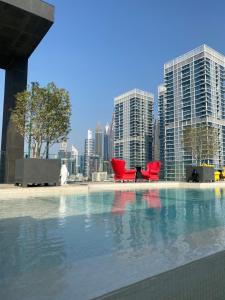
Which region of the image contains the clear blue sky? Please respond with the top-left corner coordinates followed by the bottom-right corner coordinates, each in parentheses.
top-left (1, 0), bottom-right (225, 153)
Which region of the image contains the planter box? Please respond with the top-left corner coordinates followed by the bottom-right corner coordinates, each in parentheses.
top-left (186, 166), bottom-right (214, 183)
top-left (15, 158), bottom-right (61, 187)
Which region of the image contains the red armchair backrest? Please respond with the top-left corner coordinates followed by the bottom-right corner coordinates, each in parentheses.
top-left (147, 161), bottom-right (161, 173)
top-left (111, 158), bottom-right (125, 176)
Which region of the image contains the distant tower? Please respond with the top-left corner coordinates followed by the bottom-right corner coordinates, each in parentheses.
top-left (58, 140), bottom-right (68, 160)
top-left (95, 123), bottom-right (103, 158)
top-left (71, 145), bottom-right (79, 157)
top-left (109, 114), bottom-right (114, 160)
top-left (60, 140), bottom-right (67, 152)
top-left (70, 145), bottom-right (79, 175)
top-left (104, 123), bottom-right (110, 161)
top-left (158, 84), bottom-right (166, 179)
top-left (84, 129), bottom-right (94, 178)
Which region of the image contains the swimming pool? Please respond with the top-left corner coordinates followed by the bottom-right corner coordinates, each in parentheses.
top-left (1, 188), bottom-right (225, 299)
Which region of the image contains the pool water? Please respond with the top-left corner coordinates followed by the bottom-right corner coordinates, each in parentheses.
top-left (1, 188), bottom-right (225, 299)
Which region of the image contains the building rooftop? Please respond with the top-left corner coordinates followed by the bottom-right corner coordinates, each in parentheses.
top-left (164, 44), bottom-right (225, 69)
top-left (114, 88), bottom-right (154, 102)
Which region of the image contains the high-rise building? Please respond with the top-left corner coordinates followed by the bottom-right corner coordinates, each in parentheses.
top-left (104, 123), bottom-right (110, 161)
top-left (89, 155), bottom-right (103, 174)
top-left (57, 144), bottom-right (80, 178)
top-left (152, 118), bottom-right (160, 161)
top-left (58, 140), bottom-right (68, 160)
top-left (113, 89), bottom-right (153, 169)
top-left (83, 129), bottom-right (94, 178)
top-left (69, 145), bottom-right (79, 175)
top-left (160, 44), bottom-right (225, 180)
top-left (108, 115), bottom-right (114, 161)
top-left (158, 85), bottom-right (166, 179)
top-left (79, 155), bottom-right (84, 174)
top-left (94, 123), bottom-right (104, 172)
top-left (95, 123), bottom-right (103, 158)
top-left (102, 122), bottom-right (112, 174)
top-left (60, 140), bottom-right (67, 152)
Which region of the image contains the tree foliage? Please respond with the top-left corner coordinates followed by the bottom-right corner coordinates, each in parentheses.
top-left (182, 123), bottom-right (219, 165)
top-left (12, 82), bottom-right (71, 158)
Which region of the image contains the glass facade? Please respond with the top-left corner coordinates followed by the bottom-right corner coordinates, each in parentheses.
top-left (158, 85), bottom-right (166, 179)
top-left (160, 45), bottom-right (225, 180)
top-left (114, 89), bottom-right (153, 169)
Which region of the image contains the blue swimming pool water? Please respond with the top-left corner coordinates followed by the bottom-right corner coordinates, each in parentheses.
top-left (1, 188), bottom-right (225, 299)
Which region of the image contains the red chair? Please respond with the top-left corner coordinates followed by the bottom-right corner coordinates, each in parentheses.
top-left (141, 161), bottom-right (161, 181)
top-left (111, 158), bottom-right (136, 182)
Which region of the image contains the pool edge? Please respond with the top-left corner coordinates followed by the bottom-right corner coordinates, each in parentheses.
top-left (1, 181), bottom-right (225, 199)
top-left (95, 249), bottom-right (225, 300)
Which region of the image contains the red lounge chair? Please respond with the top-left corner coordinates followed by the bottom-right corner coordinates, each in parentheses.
top-left (141, 161), bottom-right (161, 181)
top-left (111, 158), bottom-right (136, 182)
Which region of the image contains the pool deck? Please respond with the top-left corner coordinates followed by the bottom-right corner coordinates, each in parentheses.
top-left (0, 181), bottom-right (225, 198)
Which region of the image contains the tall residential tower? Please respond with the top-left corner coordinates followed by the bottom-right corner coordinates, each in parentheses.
top-left (113, 89), bottom-right (153, 169)
top-left (83, 129), bottom-right (94, 178)
top-left (158, 85), bottom-right (166, 179)
top-left (152, 118), bottom-right (160, 161)
top-left (160, 45), bottom-right (225, 180)
top-left (104, 123), bottom-right (110, 161)
top-left (95, 123), bottom-right (103, 158)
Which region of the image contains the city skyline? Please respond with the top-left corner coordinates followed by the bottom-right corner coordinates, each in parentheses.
top-left (1, 0), bottom-right (225, 153)
top-left (55, 43), bottom-right (225, 159)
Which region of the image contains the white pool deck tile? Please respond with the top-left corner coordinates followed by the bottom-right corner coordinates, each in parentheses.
top-left (0, 181), bottom-right (225, 199)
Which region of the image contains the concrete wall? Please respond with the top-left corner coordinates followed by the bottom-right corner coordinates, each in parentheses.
top-left (1, 58), bottom-right (27, 182)
top-left (0, 0), bottom-right (54, 182)
top-left (2, 0), bottom-right (54, 21)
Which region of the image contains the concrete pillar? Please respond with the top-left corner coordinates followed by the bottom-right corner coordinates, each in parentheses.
top-left (1, 58), bottom-right (28, 183)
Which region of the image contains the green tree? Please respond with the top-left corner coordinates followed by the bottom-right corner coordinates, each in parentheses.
top-left (182, 123), bottom-right (219, 165)
top-left (12, 82), bottom-right (71, 158)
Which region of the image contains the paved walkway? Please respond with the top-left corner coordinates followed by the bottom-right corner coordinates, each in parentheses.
top-left (1, 181), bottom-right (225, 199)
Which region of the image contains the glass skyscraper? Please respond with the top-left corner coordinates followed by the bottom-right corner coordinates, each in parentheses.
top-left (83, 129), bottom-right (94, 178)
top-left (158, 84), bottom-right (166, 179)
top-left (152, 118), bottom-right (160, 161)
top-left (103, 123), bottom-right (110, 161)
top-left (160, 45), bottom-right (225, 180)
top-left (95, 123), bottom-right (103, 159)
top-left (113, 89), bottom-right (153, 169)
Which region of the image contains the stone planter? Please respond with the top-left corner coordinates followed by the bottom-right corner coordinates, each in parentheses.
top-left (186, 166), bottom-right (215, 183)
top-left (15, 158), bottom-right (61, 187)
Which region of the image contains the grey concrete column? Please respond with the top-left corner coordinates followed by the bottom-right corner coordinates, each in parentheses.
top-left (1, 58), bottom-right (28, 183)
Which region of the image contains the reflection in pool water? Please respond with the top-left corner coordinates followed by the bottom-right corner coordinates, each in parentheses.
top-left (112, 190), bottom-right (161, 215)
top-left (1, 188), bottom-right (225, 299)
